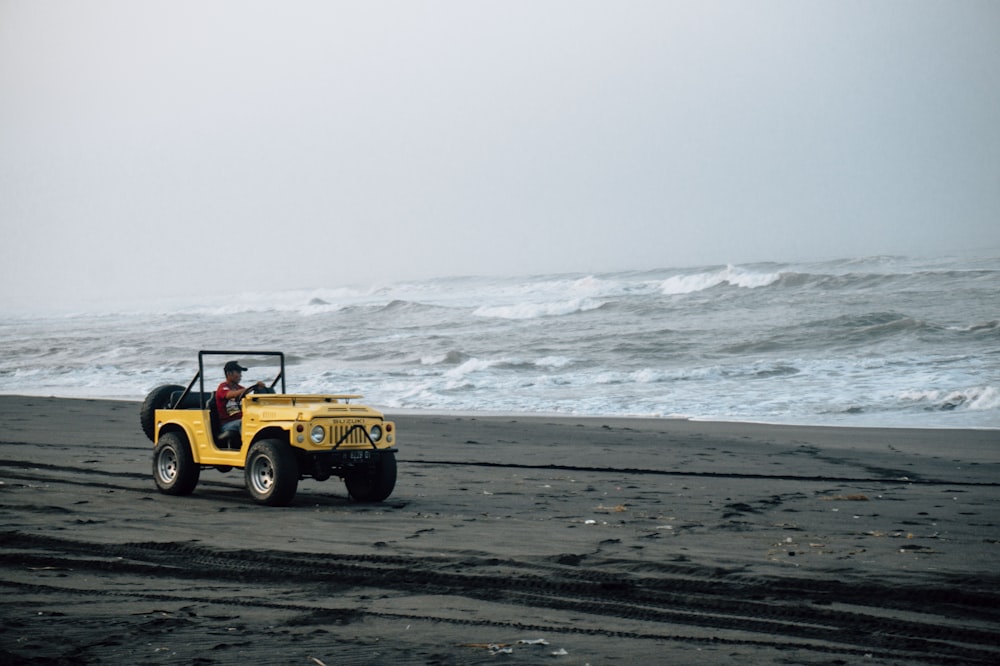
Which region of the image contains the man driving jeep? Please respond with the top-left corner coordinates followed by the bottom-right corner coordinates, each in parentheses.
top-left (216, 360), bottom-right (265, 434)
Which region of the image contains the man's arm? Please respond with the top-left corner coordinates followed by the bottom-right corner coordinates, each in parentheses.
top-left (222, 382), bottom-right (265, 399)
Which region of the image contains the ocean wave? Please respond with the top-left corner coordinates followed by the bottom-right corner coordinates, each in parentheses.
top-left (950, 320), bottom-right (1000, 335)
top-left (420, 350), bottom-right (470, 366)
top-left (774, 271), bottom-right (898, 291)
top-left (805, 311), bottom-right (936, 343)
top-left (659, 264), bottom-right (782, 295)
top-left (899, 386), bottom-right (1000, 412)
top-left (443, 357), bottom-right (501, 379)
top-left (535, 355), bottom-right (574, 369)
top-left (375, 299), bottom-right (453, 315)
top-left (473, 298), bottom-right (605, 320)
top-left (843, 312), bottom-right (927, 333)
top-left (716, 312), bottom-right (932, 355)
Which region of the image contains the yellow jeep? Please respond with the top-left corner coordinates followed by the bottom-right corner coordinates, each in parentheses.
top-left (140, 350), bottom-right (397, 506)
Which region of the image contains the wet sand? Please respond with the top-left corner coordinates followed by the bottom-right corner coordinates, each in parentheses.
top-left (1, 395), bottom-right (998, 664)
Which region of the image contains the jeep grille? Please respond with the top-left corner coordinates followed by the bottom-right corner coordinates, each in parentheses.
top-left (333, 425), bottom-right (370, 446)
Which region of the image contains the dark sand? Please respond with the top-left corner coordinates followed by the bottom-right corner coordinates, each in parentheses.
top-left (1, 395), bottom-right (998, 664)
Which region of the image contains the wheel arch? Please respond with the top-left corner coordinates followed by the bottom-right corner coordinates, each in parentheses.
top-left (157, 422), bottom-right (189, 442)
top-left (251, 426), bottom-right (290, 448)
top-left (155, 422), bottom-right (202, 462)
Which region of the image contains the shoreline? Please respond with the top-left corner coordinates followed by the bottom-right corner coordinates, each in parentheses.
top-left (3, 392), bottom-right (997, 432)
top-left (1, 395), bottom-right (998, 664)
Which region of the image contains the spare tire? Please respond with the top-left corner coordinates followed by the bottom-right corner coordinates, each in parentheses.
top-left (140, 384), bottom-right (183, 441)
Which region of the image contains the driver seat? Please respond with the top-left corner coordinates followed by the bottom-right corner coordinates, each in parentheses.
top-left (207, 396), bottom-right (242, 450)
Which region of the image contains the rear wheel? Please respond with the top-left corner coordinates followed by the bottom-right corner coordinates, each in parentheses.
top-left (152, 431), bottom-right (200, 495)
top-left (140, 384), bottom-right (183, 442)
top-left (245, 439), bottom-right (299, 506)
top-left (345, 451), bottom-right (397, 502)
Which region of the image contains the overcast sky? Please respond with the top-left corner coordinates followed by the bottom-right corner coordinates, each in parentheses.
top-left (2, 1), bottom-right (998, 312)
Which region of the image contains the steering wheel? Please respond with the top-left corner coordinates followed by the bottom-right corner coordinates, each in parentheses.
top-left (245, 383), bottom-right (275, 395)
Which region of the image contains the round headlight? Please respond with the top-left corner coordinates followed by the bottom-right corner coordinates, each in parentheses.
top-left (310, 425), bottom-right (325, 444)
top-left (369, 425), bottom-right (382, 442)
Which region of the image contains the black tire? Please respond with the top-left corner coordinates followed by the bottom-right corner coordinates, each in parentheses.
top-left (345, 451), bottom-right (397, 502)
top-left (140, 384), bottom-right (184, 442)
top-left (152, 431), bottom-right (200, 495)
top-left (245, 439), bottom-right (299, 506)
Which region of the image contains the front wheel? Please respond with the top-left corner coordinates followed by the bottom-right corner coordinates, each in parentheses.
top-left (245, 439), bottom-right (299, 506)
top-left (153, 431), bottom-right (200, 495)
top-left (345, 451), bottom-right (397, 502)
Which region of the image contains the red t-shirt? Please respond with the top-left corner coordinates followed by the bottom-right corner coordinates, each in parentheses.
top-left (216, 381), bottom-right (244, 423)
